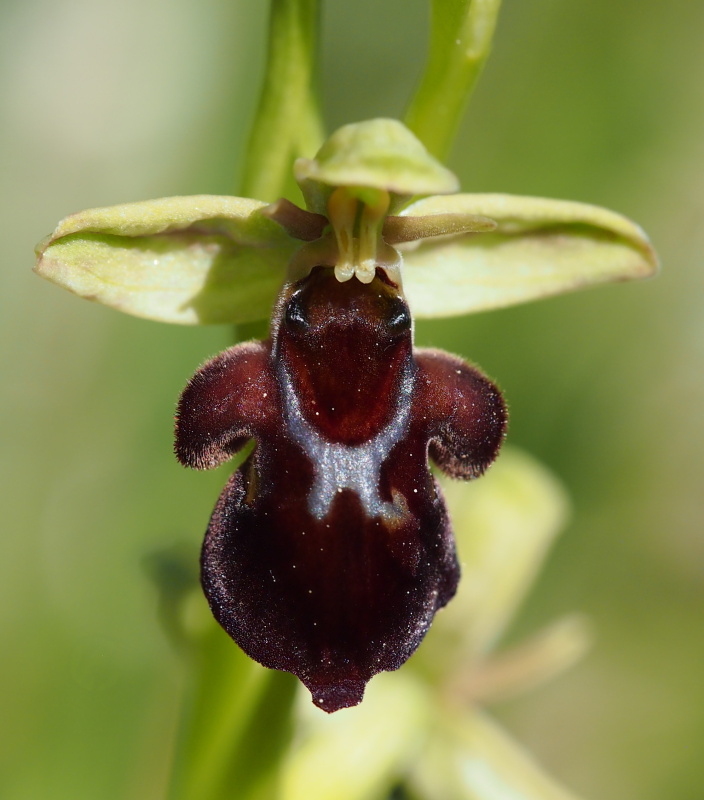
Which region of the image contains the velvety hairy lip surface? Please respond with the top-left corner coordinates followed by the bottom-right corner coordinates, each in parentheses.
top-left (175, 267), bottom-right (507, 712)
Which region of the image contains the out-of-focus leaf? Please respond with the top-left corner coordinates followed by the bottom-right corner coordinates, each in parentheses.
top-left (34, 196), bottom-right (297, 324)
top-left (408, 709), bottom-right (583, 800)
top-left (281, 673), bottom-right (429, 800)
top-left (454, 615), bottom-right (593, 704)
top-left (295, 119), bottom-right (459, 214)
top-left (415, 449), bottom-right (570, 678)
top-left (400, 194), bottom-right (659, 317)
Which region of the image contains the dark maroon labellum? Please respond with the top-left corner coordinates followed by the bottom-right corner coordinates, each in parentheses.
top-left (175, 267), bottom-right (506, 712)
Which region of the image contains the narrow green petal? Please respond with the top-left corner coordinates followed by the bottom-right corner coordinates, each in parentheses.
top-left (399, 193), bottom-right (659, 317)
top-left (408, 710), bottom-right (583, 800)
top-left (34, 196), bottom-right (297, 324)
top-left (281, 673), bottom-right (428, 800)
top-left (415, 449), bottom-right (570, 677)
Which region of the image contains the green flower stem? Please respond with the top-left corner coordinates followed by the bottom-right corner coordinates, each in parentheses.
top-left (404, 0), bottom-right (503, 161)
top-left (240, 0), bottom-right (325, 202)
top-left (294, 82), bottom-right (326, 165)
top-left (168, 626), bottom-right (297, 800)
top-left (169, 2), bottom-right (325, 796)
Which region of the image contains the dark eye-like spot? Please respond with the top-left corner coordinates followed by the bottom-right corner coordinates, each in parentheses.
top-left (284, 292), bottom-right (309, 333)
top-left (386, 300), bottom-right (411, 334)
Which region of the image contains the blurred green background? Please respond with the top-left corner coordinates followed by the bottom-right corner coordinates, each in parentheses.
top-left (1, 0), bottom-right (702, 797)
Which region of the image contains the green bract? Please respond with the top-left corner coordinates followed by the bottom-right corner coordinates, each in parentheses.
top-left (35, 119), bottom-right (658, 323)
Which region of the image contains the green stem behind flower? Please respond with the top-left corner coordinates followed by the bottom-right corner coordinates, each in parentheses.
top-left (169, 3), bottom-right (326, 797)
top-left (168, 626), bottom-right (297, 800)
top-left (404, 0), bottom-right (502, 161)
top-left (240, 0), bottom-right (325, 202)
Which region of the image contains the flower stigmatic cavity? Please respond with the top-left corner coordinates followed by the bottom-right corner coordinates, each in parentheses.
top-left (176, 267), bottom-right (507, 712)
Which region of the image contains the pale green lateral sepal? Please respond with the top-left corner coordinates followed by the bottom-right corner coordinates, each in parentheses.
top-left (399, 194), bottom-right (659, 317)
top-left (414, 449), bottom-right (571, 680)
top-left (281, 673), bottom-right (429, 800)
top-left (408, 710), bottom-right (584, 800)
top-left (34, 195), bottom-right (298, 324)
top-left (294, 119), bottom-right (459, 215)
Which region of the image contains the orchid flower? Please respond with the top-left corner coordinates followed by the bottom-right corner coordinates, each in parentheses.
top-left (35, 118), bottom-right (656, 714)
top-left (33, 1), bottom-right (659, 793)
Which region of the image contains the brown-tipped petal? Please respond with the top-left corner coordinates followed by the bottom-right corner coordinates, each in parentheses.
top-left (415, 348), bottom-right (507, 479)
top-left (261, 198), bottom-right (329, 241)
top-left (383, 213), bottom-right (496, 244)
top-left (175, 341), bottom-right (276, 469)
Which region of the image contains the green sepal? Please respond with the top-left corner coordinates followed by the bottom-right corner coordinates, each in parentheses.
top-left (34, 195), bottom-right (298, 324)
top-left (400, 193), bottom-right (659, 317)
top-left (294, 119), bottom-right (459, 215)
